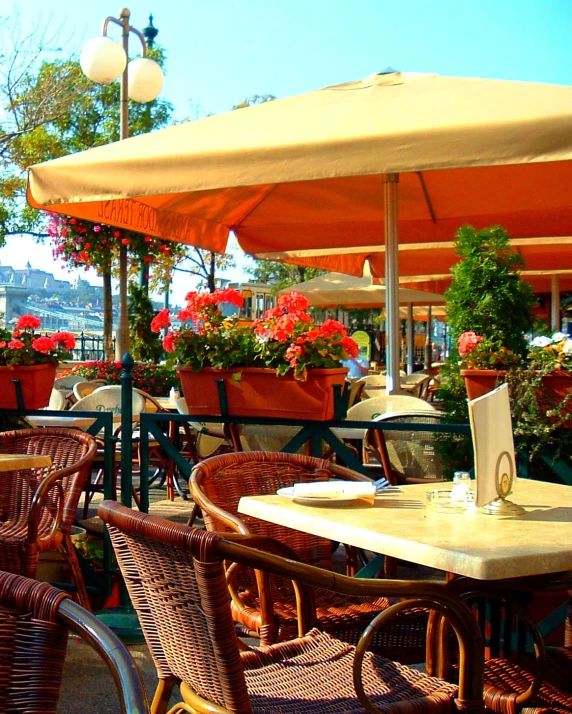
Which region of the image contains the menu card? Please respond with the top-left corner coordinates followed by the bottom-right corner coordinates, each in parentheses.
top-left (468, 383), bottom-right (517, 508)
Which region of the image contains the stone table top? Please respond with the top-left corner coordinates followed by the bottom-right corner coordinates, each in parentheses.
top-left (0, 453), bottom-right (52, 472)
top-left (238, 479), bottom-right (572, 580)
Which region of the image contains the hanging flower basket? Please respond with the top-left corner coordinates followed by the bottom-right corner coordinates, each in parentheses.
top-left (179, 366), bottom-right (348, 420)
top-left (0, 363), bottom-right (57, 410)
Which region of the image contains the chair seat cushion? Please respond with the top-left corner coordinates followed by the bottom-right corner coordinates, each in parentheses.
top-left (241, 629), bottom-right (457, 713)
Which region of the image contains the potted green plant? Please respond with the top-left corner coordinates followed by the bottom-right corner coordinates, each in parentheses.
top-left (0, 315), bottom-right (76, 409)
top-left (152, 288), bottom-right (358, 420)
top-left (439, 224), bottom-right (572, 471)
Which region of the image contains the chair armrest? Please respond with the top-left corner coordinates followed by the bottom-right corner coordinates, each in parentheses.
top-left (221, 532), bottom-right (317, 637)
top-left (58, 599), bottom-right (149, 714)
top-left (27, 440), bottom-right (97, 544)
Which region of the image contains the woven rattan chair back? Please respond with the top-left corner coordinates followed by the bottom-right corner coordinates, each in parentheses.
top-left (44, 388), bottom-right (68, 410)
top-left (0, 570), bottom-right (148, 714)
top-left (100, 501), bottom-right (252, 714)
top-left (73, 379), bottom-right (107, 401)
top-left (190, 452), bottom-right (418, 651)
top-left (364, 411), bottom-right (446, 485)
top-left (0, 428), bottom-right (98, 609)
top-left (54, 375), bottom-right (87, 392)
top-left (176, 397), bottom-right (233, 459)
top-left (70, 386), bottom-right (146, 419)
top-left (347, 394), bottom-right (435, 421)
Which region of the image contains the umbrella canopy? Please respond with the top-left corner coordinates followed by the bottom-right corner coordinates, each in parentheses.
top-left (27, 72), bottom-right (572, 252)
top-left (27, 71), bottom-right (572, 390)
top-left (283, 272), bottom-right (445, 308)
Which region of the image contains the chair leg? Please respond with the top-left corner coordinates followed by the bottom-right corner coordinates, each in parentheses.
top-left (150, 676), bottom-right (179, 714)
top-left (59, 534), bottom-right (92, 612)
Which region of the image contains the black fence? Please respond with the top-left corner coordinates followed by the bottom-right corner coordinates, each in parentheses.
top-left (70, 333), bottom-right (115, 361)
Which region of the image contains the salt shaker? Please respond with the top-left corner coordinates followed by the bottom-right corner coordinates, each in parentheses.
top-left (450, 471), bottom-right (471, 502)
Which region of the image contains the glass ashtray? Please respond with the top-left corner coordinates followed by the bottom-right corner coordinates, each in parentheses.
top-left (426, 488), bottom-right (476, 513)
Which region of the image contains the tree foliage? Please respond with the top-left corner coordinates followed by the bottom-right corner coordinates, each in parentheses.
top-left (445, 225), bottom-right (536, 356)
top-left (248, 258), bottom-right (325, 293)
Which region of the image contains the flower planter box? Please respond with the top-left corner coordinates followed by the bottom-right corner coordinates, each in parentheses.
top-left (0, 363), bottom-right (57, 409)
top-left (460, 369), bottom-right (507, 401)
top-left (179, 366), bottom-right (348, 420)
top-left (461, 368), bottom-right (572, 413)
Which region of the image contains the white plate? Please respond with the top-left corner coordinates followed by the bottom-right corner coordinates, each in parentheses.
top-left (276, 486), bottom-right (360, 505)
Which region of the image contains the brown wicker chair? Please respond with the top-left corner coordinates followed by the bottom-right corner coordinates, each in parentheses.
top-left (447, 578), bottom-right (572, 714)
top-left (0, 569), bottom-right (148, 714)
top-left (190, 450), bottom-right (429, 659)
top-left (0, 427), bottom-right (97, 610)
top-left (99, 499), bottom-right (486, 714)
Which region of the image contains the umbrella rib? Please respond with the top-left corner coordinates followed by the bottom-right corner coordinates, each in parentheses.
top-left (233, 183), bottom-right (279, 228)
top-left (416, 171), bottom-right (437, 223)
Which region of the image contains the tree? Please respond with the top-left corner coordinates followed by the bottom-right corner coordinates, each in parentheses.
top-left (248, 258), bottom-right (325, 293)
top-left (174, 250), bottom-right (235, 293)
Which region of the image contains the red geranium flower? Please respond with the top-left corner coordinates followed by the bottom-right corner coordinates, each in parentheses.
top-left (31, 336), bottom-right (55, 354)
top-left (16, 315), bottom-right (41, 331)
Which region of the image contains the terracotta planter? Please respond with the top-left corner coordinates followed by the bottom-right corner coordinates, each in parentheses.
top-left (0, 363), bottom-right (57, 409)
top-left (460, 369), bottom-right (507, 401)
top-left (461, 369), bottom-right (572, 413)
top-left (178, 366), bottom-right (348, 420)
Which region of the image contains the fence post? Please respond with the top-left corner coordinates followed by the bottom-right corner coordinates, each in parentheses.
top-left (120, 352), bottom-right (134, 507)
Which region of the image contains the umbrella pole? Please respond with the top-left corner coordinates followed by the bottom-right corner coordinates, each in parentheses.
top-left (551, 274), bottom-right (561, 331)
top-left (406, 303), bottom-right (414, 374)
top-left (384, 173), bottom-right (400, 393)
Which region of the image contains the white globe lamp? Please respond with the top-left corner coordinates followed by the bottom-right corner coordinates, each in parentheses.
top-left (80, 36), bottom-right (127, 84)
top-left (127, 57), bottom-right (164, 103)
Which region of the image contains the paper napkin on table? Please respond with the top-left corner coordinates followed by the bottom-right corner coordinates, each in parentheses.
top-left (468, 383), bottom-right (517, 508)
top-left (293, 481), bottom-right (376, 503)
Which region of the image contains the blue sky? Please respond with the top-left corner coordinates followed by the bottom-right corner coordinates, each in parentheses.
top-left (2, 0), bottom-right (571, 304)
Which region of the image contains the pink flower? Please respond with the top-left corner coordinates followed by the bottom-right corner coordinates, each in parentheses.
top-left (32, 336), bottom-right (55, 354)
top-left (338, 335), bottom-right (359, 358)
top-left (8, 340), bottom-right (24, 350)
top-left (16, 315), bottom-right (41, 331)
top-left (458, 331), bottom-right (483, 357)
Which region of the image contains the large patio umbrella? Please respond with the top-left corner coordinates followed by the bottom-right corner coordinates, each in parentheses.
top-left (27, 71), bottom-right (572, 390)
top-left (283, 271), bottom-right (445, 308)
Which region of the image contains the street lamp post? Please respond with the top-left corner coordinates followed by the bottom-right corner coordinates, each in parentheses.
top-left (80, 8), bottom-right (164, 361)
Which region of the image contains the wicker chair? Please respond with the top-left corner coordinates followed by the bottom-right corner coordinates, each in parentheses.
top-left (364, 411), bottom-right (448, 485)
top-left (190, 451), bottom-right (429, 660)
top-left (0, 427), bottom-right (98, 610)
top-left (447, 578), bottom-right (572, 714)
top-left (72, 378), bottom-right (107, 401)
top-left (70, 386), bottom-right (146, 516)
top-left (0, 570), bottom-right (148, 714)
top-left (99, 499), bottom-right (486, 714)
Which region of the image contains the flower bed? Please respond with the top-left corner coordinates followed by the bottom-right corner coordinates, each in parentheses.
top-left (59, 361), bottom-right (179, 397)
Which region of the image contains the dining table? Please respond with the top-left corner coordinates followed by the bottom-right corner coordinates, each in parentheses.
top-left (238, 478), bottom-right (572, 581)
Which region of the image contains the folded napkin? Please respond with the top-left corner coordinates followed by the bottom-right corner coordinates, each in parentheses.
top-left (293, 481), bottom-right (376, 504)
